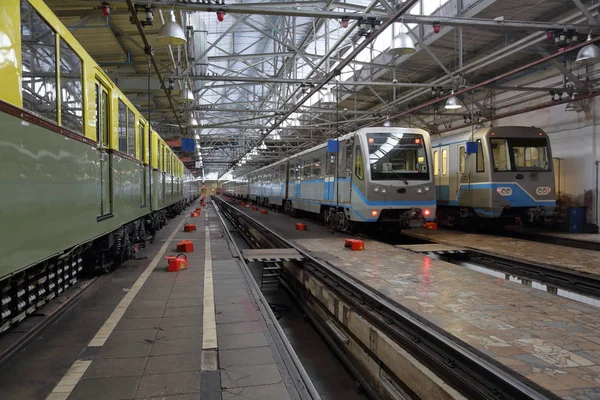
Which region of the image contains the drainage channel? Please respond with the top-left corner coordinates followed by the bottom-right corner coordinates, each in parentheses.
top-left (213, 196), bottom-right (558, 400)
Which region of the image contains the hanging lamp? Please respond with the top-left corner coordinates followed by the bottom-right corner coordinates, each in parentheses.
top-left (445, 91), bottom-right (462, 110)
top-left (157, 10), bottom-right (187, 46)
top-left (576, 34), bottom-right (600, 63)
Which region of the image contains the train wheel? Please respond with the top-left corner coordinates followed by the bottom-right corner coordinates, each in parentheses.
top-left (335, 212), bottom-right (350, 232)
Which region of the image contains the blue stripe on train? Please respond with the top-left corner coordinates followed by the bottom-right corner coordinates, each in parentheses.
top-left (437, 183), bottom-right (556, 208)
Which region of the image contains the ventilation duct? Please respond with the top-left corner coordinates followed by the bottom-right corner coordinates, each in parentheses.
top-left (188, 12), bottom-right (208, 91)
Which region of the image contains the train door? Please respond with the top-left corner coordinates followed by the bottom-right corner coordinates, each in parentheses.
top-left (325, 151), bottom-right (336, 201)
top-left (95, 82), bottom-right (112, 218)
top-left (140, 122), bottom-right (147, 207)
top-left (438, 146), bottom-right (450, 203)
top-left (339, 141), bottom-right (353, 203)
top-left (457, 144), bottom-right (471, 206)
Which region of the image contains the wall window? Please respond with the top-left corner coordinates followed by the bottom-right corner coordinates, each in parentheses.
top-left (127, 109), bottom-right (135, 157)
top-left (441, 149), bottom-right (448, 176)
top-left (459, 146), bottom-right (466, 173)
top-left (59, 40), bottom-right (83, 133)
top-left (476, 139), bottom-right (484, 172)
top-left (21, 0), bottom-right (57, 122)
top-left (433, 150), bottom-right (439, 176)
top-left (118, 101), bottom-right (127, 152)
top-left (355, 146), bottom-right (364, 180)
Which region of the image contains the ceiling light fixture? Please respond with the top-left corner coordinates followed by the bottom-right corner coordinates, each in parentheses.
top-left (321, 90), bottom-right (336, 106)
top-left (576, 34), bottom-right (600, 63)
top-left (389, 32), bottom-right (416, 55)
top-left (157, 10), bottom-right (187, 46)
top-left (178, 88), bottom-right (196, 105)
top-left (445, 91), bottom-right (463, 110)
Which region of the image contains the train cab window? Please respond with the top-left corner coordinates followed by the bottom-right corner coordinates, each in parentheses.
top-left (127, 109), bottom-right (135, 157)
top-left (118, 101), bottom-right (127, 152)
top-left (59, 39), bottom-right (83, 133)
top-left (441, 149), bottom-right (448, 176)
top-left (476, 139), bottom-right (485, 172)
top-left (21, 0), bottom-right (58, 123)
top-left (433, 151), bottom-right (439, 176)
top-left (491, 139), bottom-right (511, 171)
top-left (459, 146), bottom-right (466, 173)
top-left (355, 146), bottom-right (364, 180)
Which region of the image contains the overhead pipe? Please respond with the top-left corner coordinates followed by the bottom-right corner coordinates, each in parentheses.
top-left (355, 4), bottom-right (600, 125)
top-left (375, 36), bottom-right (600, 126)
top-left (125, 0), bottom-right (183, 133)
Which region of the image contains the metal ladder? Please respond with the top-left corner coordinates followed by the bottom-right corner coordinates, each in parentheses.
top-left (260, 263), bottom-right (281, 290)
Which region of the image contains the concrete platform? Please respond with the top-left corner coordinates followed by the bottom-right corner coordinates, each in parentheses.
top-left (223, 198), bottom-right (600, 399)
top-left (42, 201), bottom-right (313, 400)
top-left (406, 228), bottom-right (600, 278)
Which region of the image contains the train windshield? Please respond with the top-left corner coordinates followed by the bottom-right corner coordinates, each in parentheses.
top-left (367, 133), bottom-right (429, 181)
top-left (491, 138), bottom-right (550, 172)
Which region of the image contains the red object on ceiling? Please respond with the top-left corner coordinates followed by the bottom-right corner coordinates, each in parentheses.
top-left (166, 139), bottom-right (181, 147)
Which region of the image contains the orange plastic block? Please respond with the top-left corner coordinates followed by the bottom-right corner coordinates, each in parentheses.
top-left (252, 206), bottom-right (258, 211)
top-left (351, 240), bottom-right (365, 251)
top-left (166, 255), bottom-right (188, 272)
top-left (344, 239), bottom-right (355, 248)
top-left (261, 210), bottom-right (268, 215)
top-left (245, 204), bottom-right (251, 208)
top-left (184, 223), bottom-right (196, 232)
top-left (191, 212), bottom-right (199, 217)
top-left (424, 222), bottom-right (438, 230)
top-left (296, 223), bottom-right (307, 231)
top-left (196, 208), bottom-right (202, 212)
top-left (177, 240), bottom-right (194, 252)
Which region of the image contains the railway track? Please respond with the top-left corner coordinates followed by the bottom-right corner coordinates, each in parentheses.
top-left (213, 196), bottom-right (558, 400)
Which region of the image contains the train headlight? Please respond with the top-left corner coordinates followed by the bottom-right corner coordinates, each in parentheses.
top-left (536, 187), bottom-right (551, 195)
top-left (373, 186), bottom-right (380, 193)
top-left (423, 186), bottom-right (430, 192)
top-left (416, 188), bottom-right (423, 194)
top-left (381, 188), bottom-right (387, 194)
top-left (496, 187), bottom-right (513, 196)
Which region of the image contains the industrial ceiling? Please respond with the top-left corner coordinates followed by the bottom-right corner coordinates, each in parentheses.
top-left (45, 0), bottom-right (600, 179)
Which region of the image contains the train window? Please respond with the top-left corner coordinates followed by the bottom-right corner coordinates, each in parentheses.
top-left (355, 146), bottom-right (364, 180)
top-left (157, 142), bottom-right (162, 170)
top-left (441, 149), bottom-right (447, 176)
top-left (127, 109), bottom-right (135, 157)
top-left (459, 146), bottom-right (466, 173)
top-left (476, 139), bottom-right (484, 172)
top-left (138, 123), bottom-right (145, 161)
top-left (21, 0), bottom-right (57, 123)
top-left (118, 101), bottom-right (127, 152)
top-left (303, 160), bottom-right (312, 179)
top-left (313, 158), bottom-right (322, 178)
top-left (95, 84), bottom-right (110, 145)
top-left (433, 151), bottom-right (439, 176)
top-left (345, 144), bottom-right (353, 175)
top-left (59, 40), bottom-right (83, 134)
top-left (509, 138), bottom-right (550, 171)
top-left (491, 139), bottom-right (511, 171)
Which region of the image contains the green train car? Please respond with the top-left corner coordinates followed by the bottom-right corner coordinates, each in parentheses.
top-left (0, 0), bottom-right (200, 332)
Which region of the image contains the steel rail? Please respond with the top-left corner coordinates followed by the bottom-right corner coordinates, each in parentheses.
top-left (212, 196), bottom-right (559, 400)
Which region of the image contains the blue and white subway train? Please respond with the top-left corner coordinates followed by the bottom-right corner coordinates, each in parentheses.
top-left (431, 126), bottom-right (556, 227)
top-left (223, 127), bottom-right (436, 231)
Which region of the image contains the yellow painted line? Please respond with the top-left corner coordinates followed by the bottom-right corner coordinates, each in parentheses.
top-left (45, 360), bottom-right (92, 400)
top-left (202, 209), bottom-right (218, 353)
top-left (46, 217), bottom-right (185, 400)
